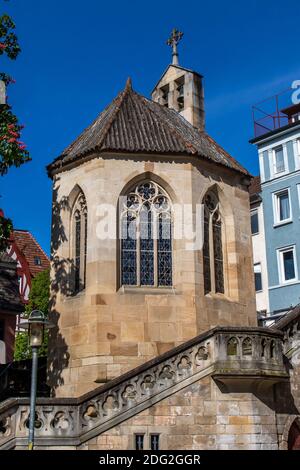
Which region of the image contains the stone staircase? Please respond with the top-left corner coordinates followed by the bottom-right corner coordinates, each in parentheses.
top-left (0, 326), bottom-right (288, 449)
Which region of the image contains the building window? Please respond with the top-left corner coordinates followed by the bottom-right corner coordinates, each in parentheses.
top-left (135, 434), bottom-right (144, 450)
top-left (34, 256), bottom-right (42, 266)
top-left (120, 181), bottom-right (172, 288)
top-left (254, 263), bottom-right (262, 292)
top-left (297, 139), bottom-right (300, 167)
top-left (251, 209), bottom-right (259, 235)
top-left (71, 191), bottom-right (87, 294)
top-left (150, 434), bottom-right (160, 450)
top-left (203, 191), bottom-right (224, 295)
top-left (273, 189), bottom-right (291, 224)
top-left (273, 145), bottom-right (285, 174)
top-left (278, 246), bottom-right (298, 284)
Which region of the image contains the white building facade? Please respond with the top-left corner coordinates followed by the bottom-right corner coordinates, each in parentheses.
top-left (249, 177), bottom-right (270, 314)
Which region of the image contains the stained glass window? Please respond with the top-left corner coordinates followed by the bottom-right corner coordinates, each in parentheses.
top-left (203, 209), bottom-right (211, 294)
top-left (158, 213), bottom-right (172, 286)
top-left (72, 192), bottom-right (87, 294)
top-left (213, 212), bottom-right (224, 294)
top-left (120, 181), bottom-right (172, 287)
top-left (121, 213), bottom-right (137, 286)
top-left (203, 192), bottom-right (224, 295)
top-left (74, 211), bottom-right (81, 293)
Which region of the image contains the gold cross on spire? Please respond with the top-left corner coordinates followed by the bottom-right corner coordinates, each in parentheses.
top-left (166, 28), bottom-right (183, 65)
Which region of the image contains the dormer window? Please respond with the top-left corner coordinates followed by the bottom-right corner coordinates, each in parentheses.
top-left (34, 256), bottom-right (41, 266)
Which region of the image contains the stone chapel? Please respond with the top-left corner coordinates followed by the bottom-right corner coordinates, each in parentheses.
top-left (1, 31), bottom-right (299, 450)
top-left (47, 34), bottom-right (256, 397)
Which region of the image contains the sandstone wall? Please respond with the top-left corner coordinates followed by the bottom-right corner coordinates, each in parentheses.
top-left (80, 377), bottom-right (279, 450)
top-left (48, 154), bottom-right (256, 397)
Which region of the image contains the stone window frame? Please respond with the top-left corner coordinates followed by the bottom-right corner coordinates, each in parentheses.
top-left (280, 415), bottom-right (300, 450)
top-left (134, 433), bottom-right (145, 450)
top-left (202, 190), bottom-right (225, 296)
top-left (150, 433), bottom-right (160, 451)
top-left (129, 429), bottom-right (166, 450)
top-left (69, 188), bottom-right (88, 295)
top-left (119, 179), bottom-right (173, 290)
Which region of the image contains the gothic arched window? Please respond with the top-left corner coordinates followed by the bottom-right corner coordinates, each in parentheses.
top-left (203, 191), bottom-right (224, 295)
top-left (71, 191), bottom-right (87, 294)
top-left (120, 181), bottom-right (172, 287)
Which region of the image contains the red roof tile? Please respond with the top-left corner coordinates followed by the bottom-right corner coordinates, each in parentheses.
top-left (12, 230), bottom-right (50, 277)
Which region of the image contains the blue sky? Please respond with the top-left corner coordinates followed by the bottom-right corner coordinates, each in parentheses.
top-left (1, 0), bottom-right (300, 254)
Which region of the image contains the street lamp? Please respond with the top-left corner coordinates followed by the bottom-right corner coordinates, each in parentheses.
top-left (25, 310), bottom-right (52, 450)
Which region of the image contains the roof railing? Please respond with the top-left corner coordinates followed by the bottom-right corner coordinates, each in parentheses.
top-left (252, 87), bottom-right (299, 138)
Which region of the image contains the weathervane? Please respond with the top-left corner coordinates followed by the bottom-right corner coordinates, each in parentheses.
top-left (166, 28), bottom-right (183, 66)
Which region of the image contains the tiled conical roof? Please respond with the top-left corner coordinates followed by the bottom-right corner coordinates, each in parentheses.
top-left (47, 79), bottom-right (249, 176)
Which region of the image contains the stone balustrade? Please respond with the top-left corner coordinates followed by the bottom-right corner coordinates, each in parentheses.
top-left (211, 327), bottom-right (287, 391)
top-left (274, 306), bottom-right (300, 358)
top-left (0, 326), bottom-right (288, 449)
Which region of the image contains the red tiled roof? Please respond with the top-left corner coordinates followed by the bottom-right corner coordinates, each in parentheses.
top-left (249, 176), bottom-right (261, 196)
top-left (12, 230), bottom-right (50, 277)
top-left (47, 79), bottom-right (250, 177)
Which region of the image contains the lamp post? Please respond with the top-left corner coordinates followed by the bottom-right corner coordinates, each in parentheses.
top-left (26, 310), bottom-right (51, 450)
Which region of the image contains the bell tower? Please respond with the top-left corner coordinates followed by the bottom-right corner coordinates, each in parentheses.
top-left (151, 28), bottom-right (205, 130)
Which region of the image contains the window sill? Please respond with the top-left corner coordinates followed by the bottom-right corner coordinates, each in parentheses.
top-left (118, 286), bottom-right (176, 295)
top-left (252, 232), bottom-right (259, 236)
top-left (269, 279), bottom-right (300, 290)
top-left (204, 292), bottom-right (235, 303)
top-left (280, 279), bottom-right (298, 286)
top-left (272, 170), bottom-right (288, 178)
top-left (273, 220), bottom-right (293, 228)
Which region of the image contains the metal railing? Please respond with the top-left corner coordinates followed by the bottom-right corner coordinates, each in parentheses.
top-left (252, 88), bottom-right (297, 138)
